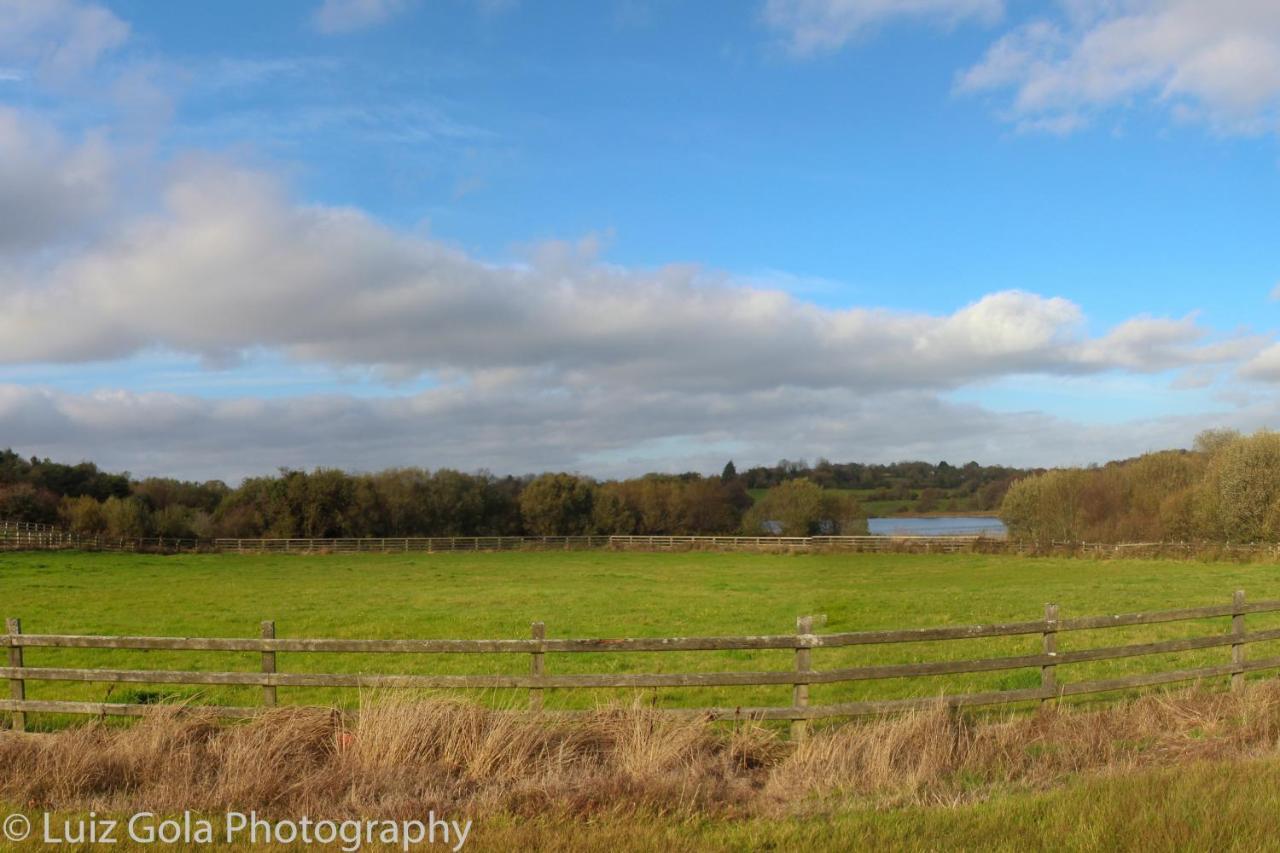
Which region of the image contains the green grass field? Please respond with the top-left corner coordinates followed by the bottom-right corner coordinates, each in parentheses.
top-left (3, 549), bottom-right (1280, 721)
top-left (8, 548), bottom-right (1280, 850)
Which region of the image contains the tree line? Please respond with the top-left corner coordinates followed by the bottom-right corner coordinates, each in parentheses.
top-left (999, 429), bottom-right (1280, 543)
top-left (735, 458), bottom-right (1026, 512)
top-left (0, 450), bottom-right (870, 539)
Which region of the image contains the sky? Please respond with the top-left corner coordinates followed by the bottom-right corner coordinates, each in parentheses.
top-left (1, 0), bottom-right (1280, 482)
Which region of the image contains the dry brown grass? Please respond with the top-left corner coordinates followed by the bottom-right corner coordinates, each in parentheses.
top-left (7, 683), bottom-right (1280, 821)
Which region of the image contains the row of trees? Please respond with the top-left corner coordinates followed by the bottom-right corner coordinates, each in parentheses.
top-left (999, 429), bottom-right (1280, 543)
top-left (0, 450), bottom-right (136, 526)
top-left (734, 458), bottom-right (1026, 512)
top-left (0, 452), bottom-right (868, 539)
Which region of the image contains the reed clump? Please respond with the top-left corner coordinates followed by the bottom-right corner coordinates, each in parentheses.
top-left (6, 683), bottom-right (1280, 819)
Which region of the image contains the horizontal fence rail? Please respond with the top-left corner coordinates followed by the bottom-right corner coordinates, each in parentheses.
top-left (212, 534), bottom-right (991, 554)
top-left (0, 521), bottom-right (60, 535)
top-left (12, 518), bottom-right (1280, 558)
top-left (0, 521), bottom-right (203, 554)
top-left (1, 529), bottom-right (995, 555)
top-left (2, 590), bottom-right (1277, 732)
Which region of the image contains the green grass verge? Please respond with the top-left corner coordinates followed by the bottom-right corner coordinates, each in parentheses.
top-left (9, 756), bottom-right (1279, 851)
top-left (471, 755), bottom-right (1280, 851)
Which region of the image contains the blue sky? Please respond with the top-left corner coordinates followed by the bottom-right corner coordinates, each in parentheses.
top-left (2, 0), bottom-right (1280, 480)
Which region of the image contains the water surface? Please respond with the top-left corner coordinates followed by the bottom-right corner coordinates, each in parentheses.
top-left (868, 516), bottom-right (1007, 537)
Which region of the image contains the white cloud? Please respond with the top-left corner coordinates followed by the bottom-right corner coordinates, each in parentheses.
top-left (312, 0), bottom-right (410, 34)
top-left (763, 0), bottom-right (1003, 55)
top-left (0, 154), bottom-right (1255, 395)
top-left (959, 0), bottom-right (1280, 133)
top-left (0, 381), bottom-right (1244, 482)
top-left (1239, 344), bottom-right (1280, 381)
top-left (0, 101), bottom-right (1270, 478)
top-left (0, 0), bottom-right (129, 81)
top-left (0, 108), bottom-right (114, 252)
top-left (1078, 315), bottom-right (1264, 372)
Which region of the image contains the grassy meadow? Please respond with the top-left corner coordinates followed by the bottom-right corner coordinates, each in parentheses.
top-left (9, 548), bottom-right (1280, 850)
top-left (3, 549), bottom-right (1280, 720)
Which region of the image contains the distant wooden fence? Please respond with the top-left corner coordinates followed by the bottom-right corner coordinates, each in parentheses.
top-left (213, 534), bottom-right (988, 554)
top-left (4, 590), bottom-right (1278, 735)
top-left (9, 520), bottom-right (1280, 559)
top-left (1, 521), bottom-right (991, 555)
top-left (0, 524), bottom-right (203, 554)
top-left (205, 536), bottom-right (1280, 558)
top-left (0, 521), bottom-right (59, 536)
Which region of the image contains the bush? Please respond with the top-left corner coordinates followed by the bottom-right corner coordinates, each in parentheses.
top-left (742, 479), bottom-right (867, 536)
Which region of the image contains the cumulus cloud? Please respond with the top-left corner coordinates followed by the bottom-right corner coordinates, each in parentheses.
top-left (1239, 344), bottom-right (1280, 381)
top-left (0, 155), bottom-right (1256, 394)
top-left (312, 0), bottom-right (411, 34)
top-left (763, 0), bottom-right (1003, 55)
top-left (959, 0), bottom-right (1280, 133)
top-left (1078, 316), bottom-right (1265, 372)
top-left (0, 0), bottom-right (129, 81)
top-left (0, 108), bottom-right (114, 252)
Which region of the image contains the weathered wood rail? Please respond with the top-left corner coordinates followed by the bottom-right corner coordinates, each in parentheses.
top-left (1, 522), bottom-right (992, 555)
top-left (212, 534), bottom-right (989, 554)
top-left (0, 521), bottom-right (202, 554)
top-left (0, 521), bottom-right (59, 535)
top-left (13, 518), bottom-right (1280, 559)
top-left (3, 591), bottom-right (1277, 731)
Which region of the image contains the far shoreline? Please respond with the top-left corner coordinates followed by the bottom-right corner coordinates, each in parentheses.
top-left (871, 510), bottom-right (1001, 519)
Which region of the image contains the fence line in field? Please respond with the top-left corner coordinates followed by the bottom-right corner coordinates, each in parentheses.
top-left (0, 521), bottom-right (59, 535)
top-left (212, 534), bottom-right (989, 554)
top-left (0, 524), bottom-right (993, 555)
top-left (0, 523), bottom-right (202, 554)
top-left (9, 519), bottom-right (1280, 558)
top-left (2, 590), bottom-right (1276, 735)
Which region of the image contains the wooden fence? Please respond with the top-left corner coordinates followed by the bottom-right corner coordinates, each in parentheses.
top-left (1, 522), bottom-right (990, 555)
top-left (0, 527), bottom-right (203, 554)
top-left (0, 521), bottom-right (59, 536)
top-left (4, 590), bottom-right (1279, 735)
top-left (196, 536), bottom-right (1280, 557)
top-left (212, 534), bottom-right (988, 554)
top-left (10, 523), bottom-right (1280, 560)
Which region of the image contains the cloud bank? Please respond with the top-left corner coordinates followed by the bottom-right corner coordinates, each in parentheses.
top-left (0, 117), bottom-right (1263, 479)
top-left (0, 135), bottom-right (1255, 396)
top-left (959, 0), bottom-right (1280, 133)
top-left (0, 5), bottom-right (1275, 481)
top-left (0, 381), bottom-right (1249, 483)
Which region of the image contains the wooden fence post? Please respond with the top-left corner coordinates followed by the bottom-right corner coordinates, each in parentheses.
top-left (1041, 603), bottom-right (1059, 705)
top-left (7, 618), bottom-right (24, 732)
top-left (261, 621), bottom-right (277, 707)
top-left (530, 622), bottom-right (546, 711)
top-left (792, 614), bottom-right (814, 741)
top-left (1232, 590), bottom-right (1246, 692)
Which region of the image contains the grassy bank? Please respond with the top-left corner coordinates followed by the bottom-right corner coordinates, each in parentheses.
top-left (477, 757), bottom-right (1280, 851)
top-left (8, 686), bottom-right (1280, 851)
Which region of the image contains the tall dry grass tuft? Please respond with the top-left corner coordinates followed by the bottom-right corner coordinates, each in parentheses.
top-left (9, 683), bottom-right (1280, 819)
top-left (770, 680), bottom-right (1280, 810)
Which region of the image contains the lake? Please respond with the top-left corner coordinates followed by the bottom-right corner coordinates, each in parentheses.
top-left (868, 516), bottom-right (1007, 537)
